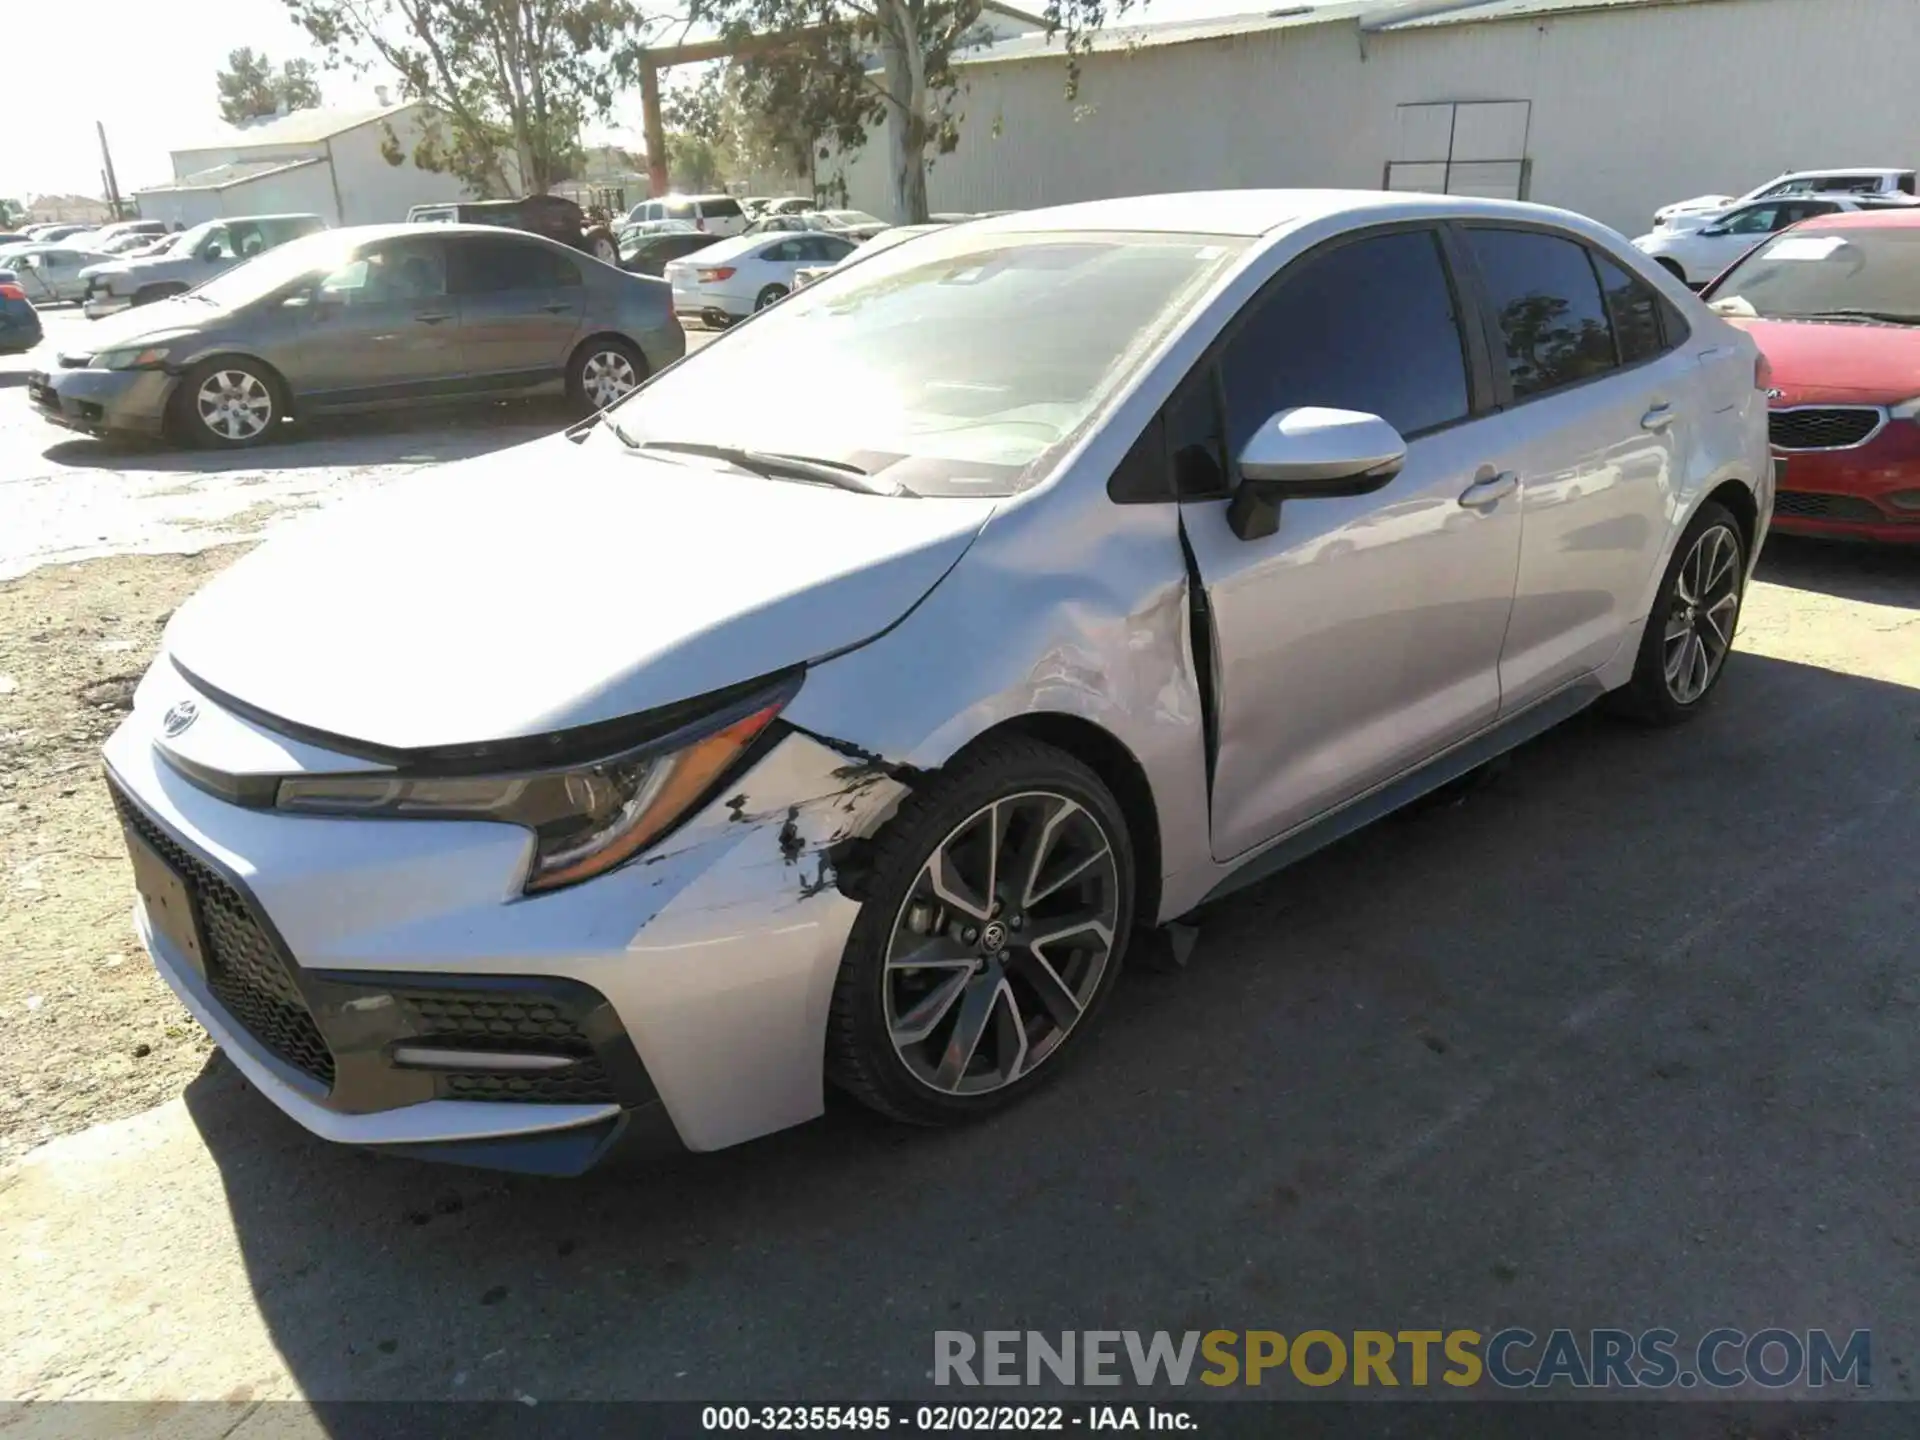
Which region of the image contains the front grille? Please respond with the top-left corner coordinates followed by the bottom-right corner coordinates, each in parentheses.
top-left (1774, 490), bottom-right (1889, 523)
top-left (108, 779), bottom-right (336, 1088)
top-left (393, 989), bottom-right (616, 1104)
top-left (1769, 407), bottom-right (1883, 451)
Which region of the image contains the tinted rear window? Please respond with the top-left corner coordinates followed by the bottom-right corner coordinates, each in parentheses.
top-left (1465, 228), bottom-right (1617, 400)
top-left (704, 198), bottom-right (742, 218)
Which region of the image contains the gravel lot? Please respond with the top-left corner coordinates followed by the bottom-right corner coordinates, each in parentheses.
top-left (1, 304), bottom-right (1917, 1413)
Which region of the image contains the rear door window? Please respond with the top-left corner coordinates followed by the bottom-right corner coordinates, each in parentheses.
top-left (1591, 253), bottom-right (1665, 367)
top-left (451, 236), bottom-right (572, 294)
top-left (705, 198), bottom-right (743, 220)
top-left (1463, 227), bottom-right (1617, 400)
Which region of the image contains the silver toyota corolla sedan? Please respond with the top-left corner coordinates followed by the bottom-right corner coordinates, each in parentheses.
top-left (103, 190), bottom-right (1773, 1174)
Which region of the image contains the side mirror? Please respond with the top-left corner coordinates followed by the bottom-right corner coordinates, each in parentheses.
top-left (1700, 224), bottom-right (1728, 237)
top-left (1226, 407), bottom-right (1407, 542)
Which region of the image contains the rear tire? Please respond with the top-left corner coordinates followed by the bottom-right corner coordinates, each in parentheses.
top-left (754, 284), bottom-right (788, 312)
top-left (1606, 500), bottom-right (1747, 726)
top-left (566, 336), bottom-right (647, 415)
top-left (827, 737), bottom-right (1135, 1127)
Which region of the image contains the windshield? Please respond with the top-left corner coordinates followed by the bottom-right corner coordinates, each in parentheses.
top-left (603, 228), bottom-right (1247, 497)
top-left (188, 231), bottom-right (356, 307)
top-left (1705, 225), bottom-right (1920, 323)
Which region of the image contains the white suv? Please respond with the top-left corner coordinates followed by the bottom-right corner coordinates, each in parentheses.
top-left (1654, 168), bottom-right (1917, 233)
top-left (622, 194), bottom-right (749, 237)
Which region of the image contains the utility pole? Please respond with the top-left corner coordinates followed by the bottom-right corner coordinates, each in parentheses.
top-left (97, 121), bottom-right (124, 219)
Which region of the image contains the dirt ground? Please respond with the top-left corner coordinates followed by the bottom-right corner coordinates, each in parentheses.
top-left (0, 547), bottom-right (246, 1164)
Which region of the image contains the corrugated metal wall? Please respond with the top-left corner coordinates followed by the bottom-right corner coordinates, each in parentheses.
top-left (839, 0), bottom-right (1920, 236)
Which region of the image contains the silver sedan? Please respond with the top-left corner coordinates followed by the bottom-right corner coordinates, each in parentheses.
top-left (101, 190), bottom-right (1770, 1174)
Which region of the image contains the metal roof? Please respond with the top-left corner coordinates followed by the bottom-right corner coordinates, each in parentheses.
top-left (172, 102), bottom-right (419, 156)
top-left (957, 2), bottom-right (1372, 65)
top-left (1381, 0), bottom-right (1739, 27)
top-left (135, 158), bottom-right (326, 195)
top-left (953, 0), bottom-right (1741, 66)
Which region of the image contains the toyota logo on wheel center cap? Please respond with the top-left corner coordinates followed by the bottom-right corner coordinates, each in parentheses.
top-left (980, 920), bottom-right (1007, 952)
top-left (162, 700), bottom-right (198, 737)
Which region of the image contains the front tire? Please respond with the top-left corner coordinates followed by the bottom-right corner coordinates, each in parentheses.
top-left (827, 738), bottom-right (1135, 1126)
top-left (174, 358), bottom-right (282, 449)
top-left (1608, 500), bottom-right (1747, 725)
top-left (1653, 257), bottom-right (1688, 283)
top-left (754, 284), bottom-right (788, 312)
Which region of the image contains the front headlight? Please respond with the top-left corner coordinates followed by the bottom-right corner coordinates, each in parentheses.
top-left (275, 687), bottom-right (791, 893)
top-left (92, 345), bottom-right (172, 370)
top-left (1891, 397), bottom-right (1920, 422)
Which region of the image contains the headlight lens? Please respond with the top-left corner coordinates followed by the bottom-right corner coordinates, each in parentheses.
top-left (1890, 396), bottom-right (1920, 422)
top-left (275, 694), bottom-right (788, 893)
top-left (92, 345), bottom-right (172, 370)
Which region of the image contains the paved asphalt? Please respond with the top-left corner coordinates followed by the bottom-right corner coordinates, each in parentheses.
top-left (2, 305), bottom-right (1918, 1421)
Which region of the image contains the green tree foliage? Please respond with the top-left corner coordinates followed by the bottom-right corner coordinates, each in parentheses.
top-left (286, 0), bottom-right (654, 195)
top-left (686, 0), bottom-right (1136, 223)
top-left (215, 48), bottom-right (327, 124)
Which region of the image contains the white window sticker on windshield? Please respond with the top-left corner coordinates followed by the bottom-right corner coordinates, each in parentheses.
top-left (1768, 236), bottom-right (1849, 261)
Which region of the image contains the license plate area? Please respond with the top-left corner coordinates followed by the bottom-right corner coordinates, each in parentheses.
top-left (124, 827), bottom-right (210, 981)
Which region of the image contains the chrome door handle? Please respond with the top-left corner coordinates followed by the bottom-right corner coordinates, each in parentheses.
top-left (1459, 470), bottom-right (1519, 509)
top-left (1642, 403), bottom-right (1677, 432)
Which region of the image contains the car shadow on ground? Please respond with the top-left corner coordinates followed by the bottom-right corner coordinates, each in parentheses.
top-left (181, 649), bottom-right (1920, 1408)
top-left (1757, 534), bottom-right (1920, 609)
top-left (36, 400), bottom-right (576, 475)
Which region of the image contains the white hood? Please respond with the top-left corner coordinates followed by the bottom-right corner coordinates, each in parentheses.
top-left (164, 434), bottom-right (997, 751)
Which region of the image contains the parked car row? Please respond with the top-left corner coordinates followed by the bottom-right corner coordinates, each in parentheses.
top-left (1633, 193), bottom-right (1920, 286)
top-left (1703, 206), bottom-right (1920, 544)
top-left (1652, 167), bottom-right (1916, 234)
top-left (26, 222), bottom-right (682, 449)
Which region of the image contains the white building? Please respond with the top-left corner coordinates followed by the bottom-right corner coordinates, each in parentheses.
top-left (132, 102), bottom-right (482, 228)
top-left (837, 0), bottom-right (1920, 236)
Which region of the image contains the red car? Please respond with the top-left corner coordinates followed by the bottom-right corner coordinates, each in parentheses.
top-left (1702, 208), bottom-right (1920, 542)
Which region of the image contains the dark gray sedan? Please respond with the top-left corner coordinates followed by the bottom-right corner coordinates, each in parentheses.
top-left (27, 224), bottom-right (683, 449)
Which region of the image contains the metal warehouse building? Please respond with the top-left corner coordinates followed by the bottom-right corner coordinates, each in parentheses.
top-left (836, 0), bottom-right (1920, 236)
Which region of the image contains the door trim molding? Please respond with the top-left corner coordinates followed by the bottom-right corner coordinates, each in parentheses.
top-left (1196, 675), bottom-right (1607, 909)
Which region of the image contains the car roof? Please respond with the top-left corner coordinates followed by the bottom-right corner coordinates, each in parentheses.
top-left (1788, 208), bottom-right (1920, 230)
top-left (961, 188), bottom-right (1609, 238)
top-left (1770, 167), bottom-right (1910, 179)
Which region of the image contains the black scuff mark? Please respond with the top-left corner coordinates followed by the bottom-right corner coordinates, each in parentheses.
top-left (797, 857), bottom-right (837, 899)
top-left (777, 805), bottom-right (805, 864)
top-left (788, 723), bottom-right (924, 786)
top-left (725, 793), bottom-right (750, 822)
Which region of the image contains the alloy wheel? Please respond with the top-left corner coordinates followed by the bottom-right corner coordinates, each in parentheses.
top-left (580, 350), bottom-right (639, 409)
top-left (884, 792), bottom-right (1120, 1096)
top-left (1662, 521), bottom-right (1742, 704)
top-left (196, 369), bottom-right (272, 442)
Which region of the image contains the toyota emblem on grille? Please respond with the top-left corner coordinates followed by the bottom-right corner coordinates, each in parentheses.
top-left (1766, 389), bottom-right (1785, 401)
top-left (162, 700), bottom-right (199, 737)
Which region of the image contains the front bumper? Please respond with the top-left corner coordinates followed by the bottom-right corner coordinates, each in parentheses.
top-left (102, 666), bottom-right (909, 1171)
top-left (1770, 419), bottom-right (1920, 543)
top-left (27, 365), bottom-right (173, 436)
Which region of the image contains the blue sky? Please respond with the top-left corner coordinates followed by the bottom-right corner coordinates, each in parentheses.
top-left (0, 0), bottom-right (1337, 200)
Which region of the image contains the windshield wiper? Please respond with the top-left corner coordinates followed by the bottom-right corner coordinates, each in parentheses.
top-left (1783, 308), bottom-right (1920, 326)
top-left (637, 440), bottom-right (910, 496)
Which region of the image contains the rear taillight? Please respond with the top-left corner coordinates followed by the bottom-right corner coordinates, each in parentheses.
top-left (1755, 351), bottom-right (1774, 394)
top-left (0, 283), bottom-right (24, 301)
top-left (697, 267), bottom-right (736, 282)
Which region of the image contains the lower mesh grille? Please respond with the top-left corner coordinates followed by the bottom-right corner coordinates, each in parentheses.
top-left (1775, 490), bottom-right (1888, 523)
top-left (108, 779), bottom-right (336, 1087)
top-left (392, 988), bottom-right (618, 1103)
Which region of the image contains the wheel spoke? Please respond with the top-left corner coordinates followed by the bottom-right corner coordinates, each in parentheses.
top-left (1013, 945), bottom-right (1083, 1028)
top-left (890, 968), bottom-right (972, 1047)
top-left (1025, 910), bottom-right (1114, 957)
top-left (927, 842), bottom-right (991, 923)
top-left (1703, 594), bottom-right (1738, 652)
top-left (992, 982), bottom-right (1030, 1083)
top-left (934, 974), bottom-right (1002, 1090)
